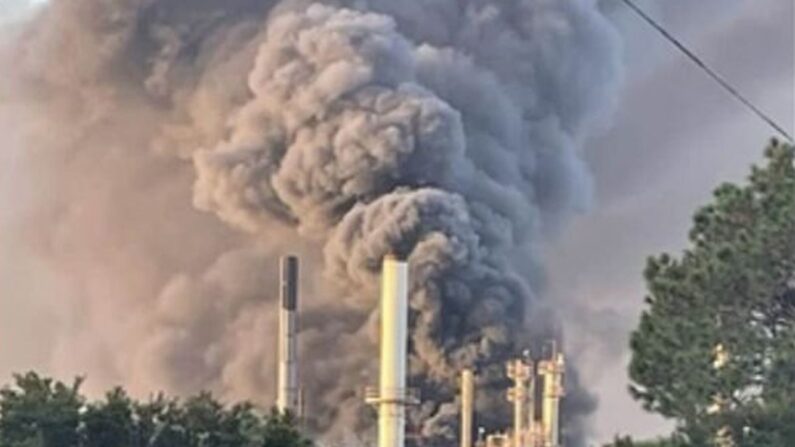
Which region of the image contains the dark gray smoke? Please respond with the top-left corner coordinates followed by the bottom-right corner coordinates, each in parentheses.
top-left (0, 0), bottom-right (622, 445)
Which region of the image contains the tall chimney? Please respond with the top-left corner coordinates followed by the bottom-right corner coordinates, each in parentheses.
top-left (368, 255), bottom-right (410, 447)
top-left (277, 255), bottom-right (300, 415)
top-left (461, 369), bottom-right (475, 447)
top-left (539, 344), bottom-right (564, 447)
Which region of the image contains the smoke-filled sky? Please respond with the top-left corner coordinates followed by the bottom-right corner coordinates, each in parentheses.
top-left (550, 0), bottom-right (794, 441)
top-left (0, 0), bottom-right (793, 445)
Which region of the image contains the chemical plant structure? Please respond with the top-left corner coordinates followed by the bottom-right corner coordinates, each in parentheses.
top-left (466, 345), bottom-right (566, 447)
top-left (272, 254), bottom-right (566, 447)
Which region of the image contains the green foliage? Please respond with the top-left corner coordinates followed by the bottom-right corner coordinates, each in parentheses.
top-left (260, 410), bottom-right (311, 447)
top-left (0, 374), bottom-right (313, 447)
top-left (603, 435), bottom-right (684, 447)
top-left (628, 140), bottom-right (795, 446)
top-left (82, 388), bottom-right (134, 447)
top-left (0, 372), bottom-right (83, 447)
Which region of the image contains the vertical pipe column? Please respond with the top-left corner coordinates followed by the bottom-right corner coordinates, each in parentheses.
top-left (540, 352), bottom-right (564, 447)
top-left (507, 360), bottom-right (530, 447)
top-left (513, 380), bottom-right (525, 447)
top-left (277, 255), bottom-right (300, 415)
top-left (527, 372), bottom-right (536, 447)
top-left (379, 255), bottom-right (409, 447)
top-left (461, 369), bottom-right (475, 447)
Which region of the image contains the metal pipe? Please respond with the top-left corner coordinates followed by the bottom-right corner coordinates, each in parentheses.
top-left (527, 366), bottom-right (536, 447)
top-left (507, 359), bottom-right (531, 447)
top-left (277, 255), bottom-right (300, 415)
top-left (539, 347), bottom-right (564, 447)
top-left (461, 369), bottom-right (475, 447)
top-left (377, 255), bottom-right (409, 447)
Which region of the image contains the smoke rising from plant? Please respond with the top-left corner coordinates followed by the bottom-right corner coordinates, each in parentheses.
top-left (0, 0), bottom-right (622, 445)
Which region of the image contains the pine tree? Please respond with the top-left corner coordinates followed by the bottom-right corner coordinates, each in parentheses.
top-left (629, 140), bottom-right (795, 446)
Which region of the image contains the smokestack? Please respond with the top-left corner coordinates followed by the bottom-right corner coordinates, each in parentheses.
top-left (277, 255), bottom-right (300, 415)
top-left (366, 255), bottom-right (410, 447)
top-left (461, 369), bottom-right (475, 447)
top-left (539, 344), bottom-right (564, 447)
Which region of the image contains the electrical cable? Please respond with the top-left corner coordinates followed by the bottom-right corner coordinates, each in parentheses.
top-left (619, 0), bottom-right (793, 143)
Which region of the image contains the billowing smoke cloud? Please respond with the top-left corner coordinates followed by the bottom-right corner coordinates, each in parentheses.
top-left (0, 0), bottom-right (622, 445)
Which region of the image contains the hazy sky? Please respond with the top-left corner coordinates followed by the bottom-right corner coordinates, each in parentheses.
top-left (550, 0), bottom-right (794, 441)
top-left (0, 0), bottom-right (793, 444)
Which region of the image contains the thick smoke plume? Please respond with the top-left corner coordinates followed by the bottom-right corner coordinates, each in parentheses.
top-left (0, 0), bottom-right (622, 445)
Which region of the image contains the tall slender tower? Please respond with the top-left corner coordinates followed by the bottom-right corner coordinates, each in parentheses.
top-left (277, 255), bottom-right (300, 415)
top-left (461, 369), bottom-right (475, 447)
top-left (366, 255), bottom-right (411, 447)
top-left (526, 361), bottom-right (537, 446)
top-left (538, 344), bottom-right (564, 447)
top-left (506, 359), bottom-right (532, 447)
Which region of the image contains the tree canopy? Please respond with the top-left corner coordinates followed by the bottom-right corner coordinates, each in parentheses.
top-left (603, 435), bottom-right (681, 447)
top-left (0, 372), bottom-right (312, 447)
top-left (628, 140), bottom-right (795, 446)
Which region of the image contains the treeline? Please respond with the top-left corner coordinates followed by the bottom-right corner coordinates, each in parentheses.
top-left (605, 437), bottom-right (678, 447)
top-left (0, 372), bottom-right (312, 447)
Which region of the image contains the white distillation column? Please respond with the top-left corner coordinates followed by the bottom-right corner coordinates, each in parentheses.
top-left (367, 255), bottom-right (410, 447)
top-left (277, 255), bottom-right (300, 415)
top-left (539, 347), bottom-right (565, 447)
top-left (507, 359), bottom-right (532, 447)
top-left (461, 369), bottom-right (475, 447)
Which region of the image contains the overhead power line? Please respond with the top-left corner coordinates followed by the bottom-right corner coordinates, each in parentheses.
top-left (619, 0), bottom-right (793, 143)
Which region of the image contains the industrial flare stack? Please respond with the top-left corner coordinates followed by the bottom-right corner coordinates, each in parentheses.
top-left (474, 343), bottom-right (566, 447)
top-left (277, 255), bottom-right (301, 415)
top-left (366, 255), bottom-right (417, 447)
